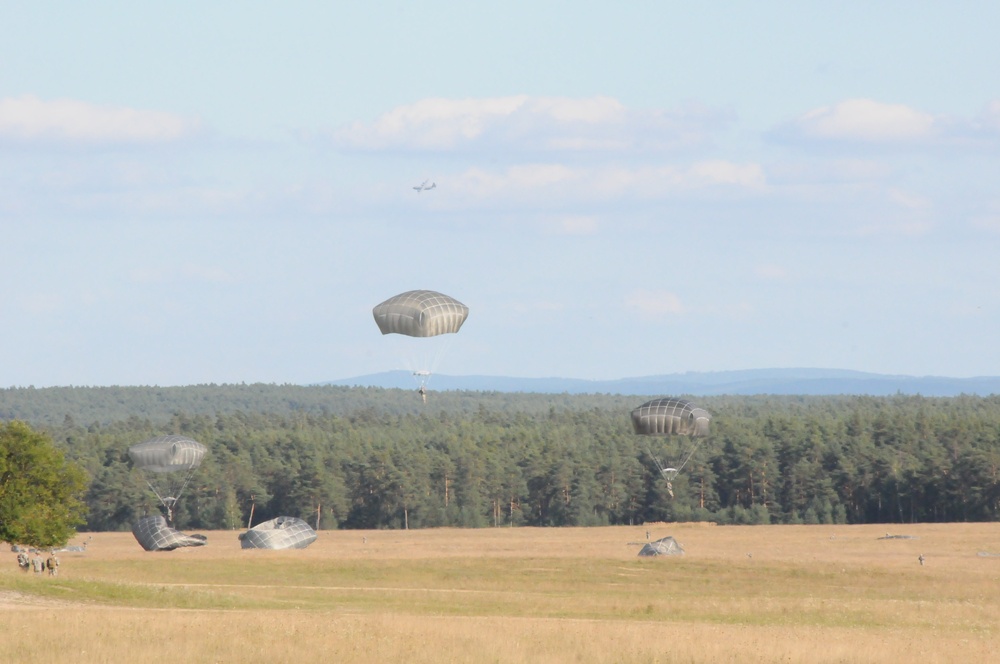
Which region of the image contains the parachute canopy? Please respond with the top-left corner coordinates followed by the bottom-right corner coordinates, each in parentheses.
top-left (128, 435), bottom-right (207, 473)
top-left (631, 398), bottom-right (711, 437)
top-left (128, 435), bottom-right (207, 523)
top-left (372, 290), bottom-right (469, 338)
top-left (239, 516), bottom-right (317, 550)
top-left (638, 536), bottom-right (685, 557)
top-left (132, 516), bottom-right (207, 552)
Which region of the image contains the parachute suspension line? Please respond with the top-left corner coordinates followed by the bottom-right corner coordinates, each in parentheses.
top-left (129, 435), bottom-right (207, 526)
top-left (630, 398), bottom-right (712, 501)
top-left (143, 470), bottom-right (198, 524)
top-left (673, 437), bottom-right (706, 477)
top-left (141, 477), bottom-right (179, 524)
top-left (171, 469), bottom-right (198, 507)
top-left (372, 290), bottom-right (469, 402)
top-left (664, 438), bottom-right (707, 499)
top-left (142, 478), bottom-right (169, 510)
top-left (645, 444), bottom-right (666, 475)
top-left (645, 444), bottom-right (676, 498)
top-left (426, 332), bottom-right (458, 378)
top-left (408, 333), bottom-right (457, 403)
top-left (407, 332), bottom-right (458, 392)
top-left (646, 435), bottom-right (706, 497)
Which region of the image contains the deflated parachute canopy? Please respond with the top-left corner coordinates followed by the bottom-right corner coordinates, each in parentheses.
top-left (637, 536), bottom-right (684, 557)
top-left (631, 398), bottom-right (711, 437)
top-left (239, 516), bottom-right (317, 550)
top-left (372, 290), bottom-right (469, 338)
top-left (128, 435), bottom-right (206, 473)
top-left (132, 516), bottom-right (207, 551)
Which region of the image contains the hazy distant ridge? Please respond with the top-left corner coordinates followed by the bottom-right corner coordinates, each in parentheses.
top-left (325, 368), bottom-right (1000, 397)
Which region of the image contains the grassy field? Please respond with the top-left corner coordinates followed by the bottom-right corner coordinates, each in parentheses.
top-left (2, 522), bottom-right (998, 663)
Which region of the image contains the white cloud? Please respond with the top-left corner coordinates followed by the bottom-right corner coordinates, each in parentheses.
top-left (850, 187), bottom-right (933, 237)
top-left (781, 98), bottom-right (935, 143)
top-left (625, 290), bottom-right (684, 317)
top-left (548, 215), bottom-right (599, 235)
top-left (856, 215), bottom-right (933, 238)
top-left (335, 96), bottom-right (526, 151)
top-left (976, 100), bottom-right (1000, 132)
top-left (446, 160), bottom-right (765, 204)
top-left (971, 213), bottom-right (1000, 234)
top-left (130, 263), bottom-right (236, 284)
top-left (330, 95), bottom-right (727, 153)
top-left (768, 158), bottom-right (893, 185)
top-left (688, 160), bottom-right (766, 188)
top-left (887, 188), bottom-right (931, 211)
top-left (754, 264), bottom-right (788, 280)
top-left (0, 95), bottom-right (199, 143)
top-left (180, 264), bottom-right (237, 283)
top-left (18, 292), bottom-right (64, 315)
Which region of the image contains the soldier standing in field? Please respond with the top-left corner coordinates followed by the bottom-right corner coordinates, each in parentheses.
top-left (31, 553), bottom-right (44, 574)
top-left (46, 551), bottom-right (60, 576)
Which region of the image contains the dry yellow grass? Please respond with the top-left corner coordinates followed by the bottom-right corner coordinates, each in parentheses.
top-left (3, 522), bottom-right (999, 663)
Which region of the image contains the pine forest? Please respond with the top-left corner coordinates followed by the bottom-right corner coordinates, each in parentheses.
top-left (3, 384), bottom-right (999, 531)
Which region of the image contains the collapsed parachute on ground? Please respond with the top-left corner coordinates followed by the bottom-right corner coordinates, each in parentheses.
top-left (132, 515), bottom-right (208, 551)
top-left (128, 435), bottom-right (207, 523)
top-left (239, 516), bottom-right (318, 550)
top-left (638, 536), bottom-right (684, 557)
top-left (631, 398), bottom-right (711, 494)
top-left (372, 290), bottom-right (469, 400)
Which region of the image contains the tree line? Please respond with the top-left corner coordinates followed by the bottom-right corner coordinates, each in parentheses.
top-left (9, 385), bottom-right (997, 531)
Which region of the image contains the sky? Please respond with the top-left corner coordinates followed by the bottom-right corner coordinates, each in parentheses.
top-left (1, 2), bottom-right (998, 387)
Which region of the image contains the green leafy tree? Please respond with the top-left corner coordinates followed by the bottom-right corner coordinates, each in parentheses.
top-left (0, 421), bottom-right (88, 547)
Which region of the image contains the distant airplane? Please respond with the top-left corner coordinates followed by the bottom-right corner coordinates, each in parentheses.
top-left (413, 179), bottom-right (437, 193)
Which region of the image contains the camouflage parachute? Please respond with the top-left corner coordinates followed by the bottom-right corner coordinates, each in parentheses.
top-left (631, 398), bottom-right (711, 493)
top-left (637, 536), bottom-right (684, 557)
top-left (239, 516), bottom-right (317, 550)
top-left (372, 289), bottom-right (469, 338)
top-left (630, 398), bottom-right (710, 437)
top-left (372, 289), bottom-right (469, 400)
top-left (132, 515), bottom-right (207, 551)
top-left (128, 435), bottom-right (207, 523)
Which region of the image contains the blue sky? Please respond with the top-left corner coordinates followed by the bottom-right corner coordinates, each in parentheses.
top-left (1, 2), bottom-right (998, 387)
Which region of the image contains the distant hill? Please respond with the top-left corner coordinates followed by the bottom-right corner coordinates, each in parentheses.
top-left (323, 368), bottom-right (1000, 397)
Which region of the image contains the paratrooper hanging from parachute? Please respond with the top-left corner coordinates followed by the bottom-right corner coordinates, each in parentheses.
top-left (372, 289), bottom-right (469, 402)
top-left (631, 398), bottom-right (711, 497)
top-left (128, 435), bottom-right (207, 524)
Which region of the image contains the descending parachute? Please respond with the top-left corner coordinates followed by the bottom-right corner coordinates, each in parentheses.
top-left (631, 398), bottom-right (710, 437)
top-left (373, 289), bottom-right (469, 337)
top-left (631, 398), bottom-right (711, 496)
top-left (128, 435), bottom-right (207, 524)
top-left (132, 515), bottom-right (207, 551)
top-left (372, 289), bottom-right (469, 400)
top-left (239, 516), bottom-right (317, 550)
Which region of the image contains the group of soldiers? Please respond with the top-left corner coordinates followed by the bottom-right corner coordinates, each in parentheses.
top-left (15, 549), bottom-right (59, 576)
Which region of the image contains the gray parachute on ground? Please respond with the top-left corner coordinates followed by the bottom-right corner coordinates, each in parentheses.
top-left (132, 515), bottom-right (208, 551)
top-left (128, 435), bottom-right (207, 522)
top-left (372, 289), bottom-right (469, 337)
top-left (631, 398), bottom-right (711, 491)
top-left (239, 516), bottom-right (318, 550)
top-left (638, 536), bottom-right (684, 557)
